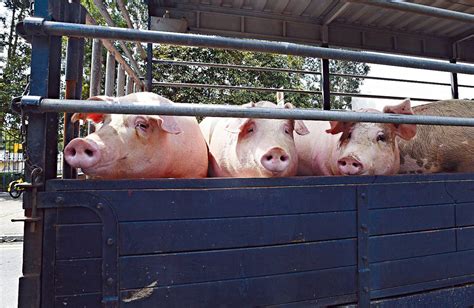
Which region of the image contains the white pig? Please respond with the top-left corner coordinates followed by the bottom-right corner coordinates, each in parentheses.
top-left (295, 99), bottom-right (417, 176)
top-left (200, 101), bottom-right (309, 177)
top-left (64, 92), bottom-right (208, 179)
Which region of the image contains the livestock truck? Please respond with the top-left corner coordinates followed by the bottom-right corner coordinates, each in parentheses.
top-left (13, 0), bottom-right (474, 306)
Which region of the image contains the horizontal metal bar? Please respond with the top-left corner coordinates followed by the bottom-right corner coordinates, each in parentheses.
top-left (154, 59), bottom-right (321, 75)
top-left (153, 82), bottom-right (320, 95)
top-left (348, 0), bottom-right (474, 24)
top-left (35, 98), bottom-right (474, 126)
top-left (152, 82), bottom-right (439, 102)
top-left (156, 59), bottom-right (474, 88)
top-left (331, 72), bottom-right (474, 88)
top-left (22, 17), bottom-right (474, 75)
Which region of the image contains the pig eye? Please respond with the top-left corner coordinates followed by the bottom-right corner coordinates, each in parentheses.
top-left (247, 127), bottom-right (254, 134)
top-left (376, 133), bottom-right (386, 142)
top-left (347, 132), bottom-right (352, 139)
top-left (284, 127), bottom-right (291, 135)
top-left (135, 120), bottom-right (149, 131)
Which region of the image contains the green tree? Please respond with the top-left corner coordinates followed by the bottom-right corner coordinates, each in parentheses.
top-left (153, 46), bottom-right (369, 110)
top-left (0, 0), bottom-right (31, 136)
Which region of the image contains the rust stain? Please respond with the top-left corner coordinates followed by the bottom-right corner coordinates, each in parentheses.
top-left (122, 281), bottom-right (158, 303)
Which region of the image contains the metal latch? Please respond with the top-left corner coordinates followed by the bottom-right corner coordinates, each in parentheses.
top-left (10, 167), bottom-right (43, 232)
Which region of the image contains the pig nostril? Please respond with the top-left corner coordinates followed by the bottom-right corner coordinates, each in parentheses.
top-left (353, 162), bottom-right (359, 168)
top-left (85, 149), bottom-right (94, 157)
top-left (280, 155), bottom-right (288, 162)
top-left (340, 161), bottom-right (347, 166)
top-left (266, 155), bottom-right (273, 161)
top-left (71, 149), bottom-right (76, 156)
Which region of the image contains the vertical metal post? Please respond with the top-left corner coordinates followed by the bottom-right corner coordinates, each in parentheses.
top-left (321, 44), bottom-right (331, 110)
top-left (357, 187), bottom-right (370, 308)
top-left (450, 59), bottom-right (459, 99)
top-left (18, 0), bottom-right (63, 307)
top-left (105, 51), bottom-right (116, 96)
top-left (146, 14), bottom-right (153, 92)
top-left (63, 2), bottom-right (85, 179)
top-left (116, 64), bottom-right (126, 96)
top-left (90, 38), bottom-right (102, 97)
top-left (126, 75), bottom-right (134, 94)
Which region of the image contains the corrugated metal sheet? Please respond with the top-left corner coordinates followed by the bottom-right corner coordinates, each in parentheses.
top-left (148, 0), bottom-right (474, 62)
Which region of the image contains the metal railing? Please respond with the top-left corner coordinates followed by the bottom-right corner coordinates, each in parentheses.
top-left (20, 97), bottom-right (474, 127)
top-left (22, 17), bottom-right (474, 75)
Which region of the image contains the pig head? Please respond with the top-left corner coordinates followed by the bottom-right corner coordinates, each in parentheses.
top-left (64, 92), bottom-right (208, 179)
top-left (200, 101), bottom-right (309, 177)
top-left (296, 99), bottom-right (417, 176)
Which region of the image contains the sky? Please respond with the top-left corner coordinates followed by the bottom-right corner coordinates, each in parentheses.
top-left (352, 63), bottom-right (474, 111)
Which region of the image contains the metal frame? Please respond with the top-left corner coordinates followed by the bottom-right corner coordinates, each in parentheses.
top-left (18, 97), bottom-right (474, 127)
top-left (21, 17), bottom-right (474, 75)
top-left (17, 1), bottom-right (474, 307)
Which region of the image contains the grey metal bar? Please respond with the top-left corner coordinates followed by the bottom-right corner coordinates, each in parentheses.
top-left (154, 59), bottom-right (321, 75)
top-left (126, 75), bottom-right (134, 95)
top-left (347, 0), bottom-right (474, 24)
top-left (450, 59), bottom-right (459, 99)
top-left (117, 64), bottom-right (126, 96)
top-left (34, 98), bottom-right (474, 126)
top-left (89, 38), bottom-right (102, 97)
top-left (116, 0), bottom-right (147, 59)
top-left (155, 59), bottom-right (474, 88)
top-left (146, 15), bottom-right (153, 92)
top-left (23, 18), bottom-right (474, 75)
top-left (105, 51), bottom-right (116, 96)
top-left (153, 81), bottom-right (320, 95)
top-left (321, 44), bottom-right (331, 110)
top-left (152, 81), bottom-right (439, 102)
top-left (92, 0), bottom-right (142, 75)
top-left (85, 14), bottom-right (144, 88)
top-left (332, 72), bottom-right (474, 89)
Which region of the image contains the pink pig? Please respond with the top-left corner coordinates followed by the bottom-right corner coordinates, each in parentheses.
top-left (295, 99), bottom-right (417, 176)
top-left (64, 92), bottom-right (208, 179)
top-left (200, 101), bottom-right (309, 177)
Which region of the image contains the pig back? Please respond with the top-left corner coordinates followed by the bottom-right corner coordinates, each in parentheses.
top-left (398, 99), bottom-right (474, 174)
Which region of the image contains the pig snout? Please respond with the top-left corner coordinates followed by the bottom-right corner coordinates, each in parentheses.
top-left (337, 156), bottom-right (364, 175)
top-left (64, 138), bottom-right (101, 169)
top-left (260, 147), bottom-right (291, 173)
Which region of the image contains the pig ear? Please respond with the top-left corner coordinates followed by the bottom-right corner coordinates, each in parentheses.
top-left (224, 118), bottom-right (252, 134)
top-left (71, 113), bottom-right (105, 124)
top-left (283, 103), bottom-right (309, 135)
top-left (326, 121), bottom-right (354, 135)
top-left (148, 115), bottom-right (182, 135)
top-left (71, 95), bottom-right (115, 123)
top-left (383, 99), bottom-right (417, 140)
top-left (224, 102), bottom-right (256, 133)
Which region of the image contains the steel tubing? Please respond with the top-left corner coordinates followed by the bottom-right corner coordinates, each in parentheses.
top-left (22, 17), bottom-right (474, 75)
top-left (34, 98), bottom-right (474, 126)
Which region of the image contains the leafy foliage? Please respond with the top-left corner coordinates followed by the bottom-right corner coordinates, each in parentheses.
top-left (0, 0), bottom-right (31, 136)
top-left (153, 46), bottom-right (369, 109)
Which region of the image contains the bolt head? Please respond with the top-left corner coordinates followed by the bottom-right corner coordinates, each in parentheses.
top-left (55, 197), bottom-right (64, 204)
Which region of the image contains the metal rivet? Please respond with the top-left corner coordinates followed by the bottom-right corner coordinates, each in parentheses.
top-left (107, 238), bottom-right (114, 245)
top-left (364, 287), bottom-right (369, 293)
top-left (107, 278), bottom-right (114, 285)
top-left (55, 197), bottom-right (64, 204)
top-left (360, 224), bottom-right (368, 231)
top-left (96, 203), bottom-right (103, 210)
top-left (362, 256), bottom-right (368, 262)
top-left (360, 193), bottom-right (366, 199)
